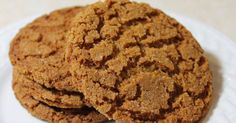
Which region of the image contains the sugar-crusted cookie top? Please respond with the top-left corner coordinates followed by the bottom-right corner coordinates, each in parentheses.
top-left (66, 0), bottom-right (212, 122)
top-left (9, 7), bottom-right (85, 92)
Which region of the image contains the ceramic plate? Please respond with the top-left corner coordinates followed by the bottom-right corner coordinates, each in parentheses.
top-left (0, 8), bottom-right (236, 123)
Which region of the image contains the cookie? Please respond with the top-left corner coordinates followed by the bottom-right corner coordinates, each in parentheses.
top-left (13, 68), bottom-right (90, 109)
top-left (12, 70), bottom-right (108, 123)
top-left (66, 0), bottom-right (213, 122)
top-left (9, 7), bottom-right (83, 92)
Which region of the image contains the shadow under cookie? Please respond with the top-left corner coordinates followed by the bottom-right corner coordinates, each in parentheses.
top-left (200, 52), bottom-right (223, 123)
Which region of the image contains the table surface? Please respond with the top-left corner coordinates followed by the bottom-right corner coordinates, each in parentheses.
top-left (0, 0), bottom-right (235, 41)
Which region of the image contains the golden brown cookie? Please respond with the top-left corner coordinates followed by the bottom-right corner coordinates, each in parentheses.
top-left (13, 68), bottom-right (90, 109)
top-left (12, 70), bottom-right (108, 123)
top-left (66, 0), bottom-right (213, 122)
top-left (9, 7), bottom-right (83, 92)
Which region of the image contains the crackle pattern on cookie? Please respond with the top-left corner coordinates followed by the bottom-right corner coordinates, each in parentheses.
top-left (9, 7), bottom-right (84, 92)
top-left (12, 75), bottom-right (107, 123)
top-left (66, 0), bottom-right (212, 122)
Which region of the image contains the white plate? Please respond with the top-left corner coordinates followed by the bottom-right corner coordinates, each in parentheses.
top-left (1, 10), bottom-right (236, 123)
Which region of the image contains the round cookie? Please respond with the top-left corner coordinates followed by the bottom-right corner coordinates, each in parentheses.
top-left (66, 0), bottom-right (213, 122)
top-left (9, 7), bottom-right (83, 92)
top-left (12, 71), bottom-right (108, 123)
top-left (13, 68), bottom-right (90, 109)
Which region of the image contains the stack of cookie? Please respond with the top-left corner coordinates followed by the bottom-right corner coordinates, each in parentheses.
top-left (9, 0), bottom-right (213, 123)
top-left (9, 7), bottom-right (108, 123)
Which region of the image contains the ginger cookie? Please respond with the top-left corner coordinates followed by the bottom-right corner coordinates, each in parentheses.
top-left (66, 0), bottom-right (213, 122)
top-left (9, 7), bottom-right (84, 92)
top-left (13, 68), bottom-right (90, 109)
top-left (12, 77), bottom-right (108, 123)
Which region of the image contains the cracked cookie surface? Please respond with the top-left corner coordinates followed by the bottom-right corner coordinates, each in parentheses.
top-left (13, 68), bottom-right (90, 109)
top-left (12, 71), bottom-right (107, 123)
top-left (9, 7), bottom-right (84, 92)
top-left (66, 0), bottom-right (213, 122)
